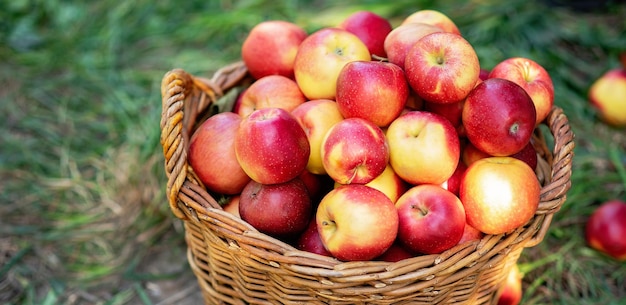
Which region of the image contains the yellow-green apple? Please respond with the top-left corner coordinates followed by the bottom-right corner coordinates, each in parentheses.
top-left (239, 178), bottom-right (312, 239)
top-left (376, 242), bottom-right (416, 262)
top-left (457, 223), bottom-right (484, 245)
top-left (336, 61), bottom-right (409, 127)
top-left (296, 216), bottom-right (333, 257)
top-left (321, 118), bottom-right (389, 184)
top-left (423, 100), bottom-right (465, 136)
top-left (585, 199), bottom-right (626, 261)
top-left (386, 111), bottom-right (460, 185)
top-left (236, 75), bottom-right (307, 118)
top-left (241, 20), bottom-right (308, 80)
top-left (440, 160), bottom-right (467, 196)
top-left (401, 9), bottom-right (461, 35)
top-left (235, 107), bottom-right (310, 185)
top-left (462, 78), bottom-right (537, 156)
top-left (588, 68), bottom-right (626, 127)
top-left (395, 184), bottom-right (466, 254)
top-left (294, 27), bottom-right (370, 100)
top-left (291, 99), bottom-right (344, 175)
top-left (316, 184), bottom-right (398, 261)
top-left (338, 10), bottom-right (392, 58)
top-left (222, 195), bottom-right (241, 218)
top-left (404, 32), bottom-right (480, 104)
top-left (497, 264), bottom-right (523, 305)
top-left (459, 157), bottom-right (540, 235)
top-left (189, 112), bottom-right (251, 195)
top-left (488, 57), bottom-right (554, 125)
top-left (383, 22), bottom-right (443, 70)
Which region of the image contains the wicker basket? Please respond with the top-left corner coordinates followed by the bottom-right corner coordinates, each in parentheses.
top-left (159, 61), bottom-right (575, 305)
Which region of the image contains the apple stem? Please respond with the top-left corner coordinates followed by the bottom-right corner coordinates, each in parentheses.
top-left (509, 122), bottom-right (520, 135)
top-left (413, 205), bottom-right (429, 217)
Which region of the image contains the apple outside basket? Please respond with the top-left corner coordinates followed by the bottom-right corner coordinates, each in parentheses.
top-left (159, 61), bottom-right (575, 305)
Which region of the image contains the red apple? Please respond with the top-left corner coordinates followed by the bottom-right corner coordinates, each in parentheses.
top-left (241, 20), bottom-right (308, 79)
top-left (386, 111), bottom-right (460, 185)
top-left (463, 140), bottom-right (537, 171)
top-left (489, 57), bottom-right (554, 125)
top-left (383, 22), bottom-right (443, 70)
top-left (296, 216), bottom-right (333, 257)
top-left (588, 68), bottom-right (626, 127)
top-left (376, 242), bottom-right (416, 262)
top-left (401, 9), bottom-right (461, 35)
top-left (423, 100), bottom-right (465, 136)
top-left (497, 264), bottom-right (523, 305)
top-left (321, 118), bottom-right (389, 185)
top-left (462, 78), bottom-right (537, 156)
top-left (294, 27), bottom-right (370, 100)
top-left (336, 61), bottom-right (409, 127)
top-left (461, 140), bottom-right (491, 166)
top-left (239, 178), bottom-right (312, 238)
top-left (395, 184), bottom-right (466, 254)
top-left (585, 199), bottom-right (626, 261)
top-left (338, 10), bottom-right (392, 58)
top-left (236, 75), bottom-right (306, 118)
top-left (222, 195), bottom-right (241, 218)
top-left (510, 141), bottom-right (538, 171)
top-left (291, 99), bottom-right (345, 175)
top-left (457, 222), bottom-right (484, 245)
top-left (404, 32), bottom-right (480, 104)
top-left (479, 68), bottom-right (490, 81)
top-left (235, 107), bottom-right (310, 185)
top-left (440, 160), bottom-right (467, 196)
top-left (316, 184), bottom-right (399, 261)
top-left (460, 157), bottom-right (540, 235)
top-left (188, 112), bottom-right (251, 195)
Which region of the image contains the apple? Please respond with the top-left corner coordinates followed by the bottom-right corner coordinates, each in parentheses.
top-left (383, 22), bottom-right (443, 70)
top-left (479, 68), bottom-right (490, 81)
top-left (336, 60), bottom-right (409, 127)
top-left (401, 9), bottom-right (461, 35)
top-left (291, 99), bottom-right (345, 175)
top-left (463, 140), bottom-right (537, 171)
top-left (239, 178), bottom-right (312, 238)
top-left (585, 199), bottom-right (626, 261)
top-left (462, 78), bottom-right (537, 156)
top-left (376, 242), bottom-right (416, 262)
top-left (364, 164), bottom-right (409, 203)
top-left (321, 118), bottom-right (389, 185)
top-left (235, 107), bottom-right (310, 185)
top-left (188, 112), bottom-right (251, 195)
top-left (222, 195), bottom-right (241, 218)
top-left (588, 68), bottom-right (626, 127)
top-left (316, 184), bottom-right (399, 261)
top-left (395, 184), bottom-right (466, 254)
top-left (440, 160), bottom-right (467, 196)
top-left (405, 90), bottom-right (425, 110)
top-left (459, 157), bottom-right (541, 235)
top-left (241, 20), bottom-right (308, 80)
top-left (294, 27), bottom-right (370, 100)
top-left (386, 110), bottom-right (460, 185)
top-left (457, 223), bottom-right (484, 245)
top-left (404, 32), bottom-right (480, 104)
top-left (423, 100), bottom-right (465, 135)
top-left (620, 52), bottom-right (626, 70)
top-left (488, 57), bottom-right (555, 125)
top-left (497, 264), bottom-right (523, 305)
top-left (236, 75), bottom-right (307, 118)
top-left (296, 216), bottom-right (333, 257)
top-left (338, 10), bottom-right (392, 58)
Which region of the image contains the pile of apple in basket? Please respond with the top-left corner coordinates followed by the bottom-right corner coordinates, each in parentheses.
top-left (189, 9), bottom-right (554, 262)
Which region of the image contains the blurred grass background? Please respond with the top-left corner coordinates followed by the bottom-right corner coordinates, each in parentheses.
top-left (1, 0), bottom-right (625, 304)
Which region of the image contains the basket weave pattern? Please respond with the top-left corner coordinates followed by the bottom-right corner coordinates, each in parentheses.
top-left (160, 62), bottom-right (575, 305)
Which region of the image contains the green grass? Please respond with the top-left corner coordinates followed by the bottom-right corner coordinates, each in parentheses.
top-left (1, 0), bottom-right (625, 304)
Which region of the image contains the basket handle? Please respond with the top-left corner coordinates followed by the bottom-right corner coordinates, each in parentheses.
top-left (525, 106), bottom-right (575, 247)
top-left (160, 63), bottom-right (249, 220)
